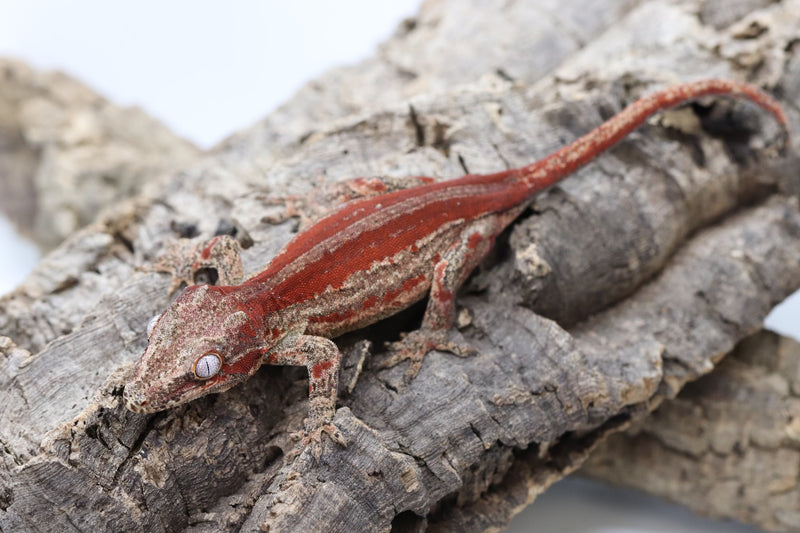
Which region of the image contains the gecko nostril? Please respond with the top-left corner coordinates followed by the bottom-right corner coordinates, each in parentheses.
top-left (122, 381), bottom-right (156, 414)
top-left (123, 385), bottom-right (143, 410)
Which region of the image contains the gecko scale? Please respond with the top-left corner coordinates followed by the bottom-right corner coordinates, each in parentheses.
top-left (124, 80), bottom-right (788, 454)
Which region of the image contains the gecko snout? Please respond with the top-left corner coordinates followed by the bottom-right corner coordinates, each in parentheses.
top-left (122, 383), bottom-right (151, 413)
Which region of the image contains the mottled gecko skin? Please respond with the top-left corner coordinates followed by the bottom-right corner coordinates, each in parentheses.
top-left (123, 80), bottom-right (788, 455)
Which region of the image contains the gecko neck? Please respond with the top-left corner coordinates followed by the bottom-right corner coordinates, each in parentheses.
top-left (216, 283), bottom-right (293, 341)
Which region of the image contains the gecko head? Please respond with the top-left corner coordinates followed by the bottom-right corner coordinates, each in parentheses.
top-left (123, 284), bottom-right (268, 414)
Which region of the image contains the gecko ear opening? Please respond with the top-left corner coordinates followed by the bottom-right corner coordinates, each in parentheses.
top-left (193, 352), bottom-right (222, 379)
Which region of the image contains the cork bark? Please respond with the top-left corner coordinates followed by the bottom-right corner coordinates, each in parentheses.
top-left (0, 57), bottom-right (200, 250)
top-left (580, 331), bottom-right (800, 533)
top-left (1, 0), bottom-right (799, 532)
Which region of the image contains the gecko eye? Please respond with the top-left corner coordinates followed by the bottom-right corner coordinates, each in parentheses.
top-left (193, 352), bottom-right (222, 379)
top-left (146, 314), bottom-right (161, 338)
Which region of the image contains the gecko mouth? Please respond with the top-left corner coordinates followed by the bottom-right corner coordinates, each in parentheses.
top-left (123, 377), bottom-right (221, 414)
top-left (122, 380), bottom-right (192, 413)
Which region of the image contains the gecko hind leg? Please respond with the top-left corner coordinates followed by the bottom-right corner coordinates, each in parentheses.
top-left (381, 216), bottom-right (507, 379)
top-left (262, 175), bottom-right (436, 230)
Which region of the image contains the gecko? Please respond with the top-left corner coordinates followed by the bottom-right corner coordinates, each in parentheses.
top-left (123, 79), bottom-right (788, 456)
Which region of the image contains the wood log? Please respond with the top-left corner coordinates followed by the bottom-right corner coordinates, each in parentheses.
top-left (0, 58), bottom-right (199, 249)
top-left (1, 0), bottom-right (798, 531)
top-left (581, 331), bottom-right (800, 533)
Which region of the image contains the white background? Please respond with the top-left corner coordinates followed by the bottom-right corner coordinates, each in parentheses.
top-left (0, 2), bottom-right (794, 531)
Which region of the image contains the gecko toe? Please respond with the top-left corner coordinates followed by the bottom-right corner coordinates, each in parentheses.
top-left (289, 422), bottom-right (348, 462)
top-left (380, 328), bottom-right (477, 379)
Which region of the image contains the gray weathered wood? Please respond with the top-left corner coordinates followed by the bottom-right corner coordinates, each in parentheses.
top-left (581, 331), bottom-right (800, 533)
top-left (1, 0), bottom-right (799, 531)
top-left (0, 58), bottom-right (199, 249)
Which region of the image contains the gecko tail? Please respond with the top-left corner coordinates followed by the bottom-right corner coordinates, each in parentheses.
top-left (519, 79), bottom-right (790, 193)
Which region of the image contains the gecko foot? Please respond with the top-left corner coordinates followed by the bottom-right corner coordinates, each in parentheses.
top-left (288, 422), bottom-right (347, 461)
top-left (148, 235), bottom-right (244, 295)
top-left (380, 328), bottom-right (476, 380)
top-left (260, 194), bottom-right (315, 227)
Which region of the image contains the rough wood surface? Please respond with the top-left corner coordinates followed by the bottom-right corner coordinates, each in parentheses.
top-left (0, 57), bottom-right (199, 249)
top-left (1, 0), bottom-right (799, 531)
top-left (581, 330), bottom-right (800, 533)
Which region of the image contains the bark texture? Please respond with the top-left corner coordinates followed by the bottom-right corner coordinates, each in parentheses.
top-left (1, 0), bottom-right (799, 532)
top-left (0, 57), bottom-right (199, 249)
top-left (582, 331), bottom-right (800, 533)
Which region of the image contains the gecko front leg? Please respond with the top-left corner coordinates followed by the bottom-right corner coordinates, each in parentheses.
top-left (150, 235), bottom-right (244, 294)
top-left (266, 334), bottom-right (347, 459)
top-left (382, 212), bottom-right (519, 378)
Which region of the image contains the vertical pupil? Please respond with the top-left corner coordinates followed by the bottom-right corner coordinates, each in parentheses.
top-left (196, 354), bottom-right (218, 378)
